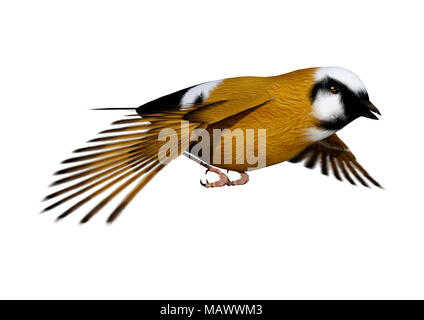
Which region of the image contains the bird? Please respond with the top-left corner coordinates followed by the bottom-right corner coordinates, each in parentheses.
top-left (43, 66), bottom-right (382, 223)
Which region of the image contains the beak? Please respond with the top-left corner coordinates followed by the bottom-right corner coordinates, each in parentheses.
top-left (361, 101), bottom-right (381, 120)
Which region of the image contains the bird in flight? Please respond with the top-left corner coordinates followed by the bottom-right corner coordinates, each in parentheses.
top-left (43, 67), bottom-right (382, 223)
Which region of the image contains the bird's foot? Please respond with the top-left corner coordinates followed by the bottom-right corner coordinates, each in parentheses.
top-left (200, 164), bottom-right (229, 188)
top-left (227, 172), bottom-right (249, 186)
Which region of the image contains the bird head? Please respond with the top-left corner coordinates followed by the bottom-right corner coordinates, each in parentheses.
top-left (310, 67), bottom-right (381, 131)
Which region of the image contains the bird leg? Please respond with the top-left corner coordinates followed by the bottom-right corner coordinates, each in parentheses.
top-left (182, 152), bottom-right (249, 188)
top-left (199, 162), bottom-right (229, 188)
top-left (227, 172), bottom-right (249, 186)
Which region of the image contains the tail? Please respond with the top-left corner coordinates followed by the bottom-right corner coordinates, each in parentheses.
top-left (42, 107), bottom-right (201, 223)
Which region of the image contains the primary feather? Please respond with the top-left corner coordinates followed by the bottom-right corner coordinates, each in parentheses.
top-left (44, 109), bottom-right (202, 223)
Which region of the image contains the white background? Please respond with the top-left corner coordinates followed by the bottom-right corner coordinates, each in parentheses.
top-left (1, 0), bottom-right (423, 299)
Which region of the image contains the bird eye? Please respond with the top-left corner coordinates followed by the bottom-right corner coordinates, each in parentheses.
top-left (330, 86), bottom-right (339, 94)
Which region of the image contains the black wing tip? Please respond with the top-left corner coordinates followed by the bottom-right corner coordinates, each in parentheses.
top-left (55, 214), bottom-right (67, 222)
top-left (40, 203), bottom-right (54, 213)
top-left (106, 217), bottom-right (115, 224)
top-left (61, 158), bottom-right (77, 164)
top-left (73, 148), bottom-right (86, 153)
top-left (111, 119), bottom-right (140, 125)
top-left (371, 181), bottom-right (384, 189)
top-left (99, 129), bottom-right (113, 134)
top-left (321, 169), bottom-right (329, 176)
top-left (49, 178), bottom-right (65, 186)
top-left (305, 162), bottom-right (317, 170)
top-left (106, 212), bottom-right (120, 224)
top-left (79, 217), bottom-right (89, 224)
top-left (334, 175), bottom-right (343, 181)
top-left (42, 194), bottom-right (53, 202)
top-left (54, 167), bottom-right (77, 175)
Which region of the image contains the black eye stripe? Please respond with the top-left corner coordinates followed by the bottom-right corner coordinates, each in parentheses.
top-left (311, 76), bottom-right (370, 130)
top-left (311, 78), bottom-right (348, 100)
top-left (311, 77), bottom-right (368, 101)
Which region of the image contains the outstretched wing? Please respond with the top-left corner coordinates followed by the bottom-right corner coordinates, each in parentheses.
top-left (43, 109), bottom-right (201, 223)
top-left (289, 134), bottom-right (382, 188)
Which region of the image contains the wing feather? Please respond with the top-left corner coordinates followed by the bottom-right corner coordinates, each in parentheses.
top-left (320, 151), bottom-right (329, 176)
top-left (329, 155), bottom-right (342, 181)
top-left (304, 149), bottom-right (320, 169)
top-left (78, 160), bottom-right (160, 223)
top-left (343, 159), bottom-right (369, 187)
top-left (351, 159), bottom-right (382, 188)
top-left (106, 164), bottom-right (166, 223)
top-left (44, 112), bottom-right (202, 222)
top-left (337, 158), bottom-right (356, 185)
top-left (289, 134), bottom-right (382, 188)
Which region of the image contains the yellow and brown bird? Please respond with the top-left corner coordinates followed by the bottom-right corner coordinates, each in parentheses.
top-left (43, 67), bottom-right (382, 223)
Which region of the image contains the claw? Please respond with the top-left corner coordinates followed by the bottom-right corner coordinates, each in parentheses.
top-left (199, 164), bottom-right (231, 188)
